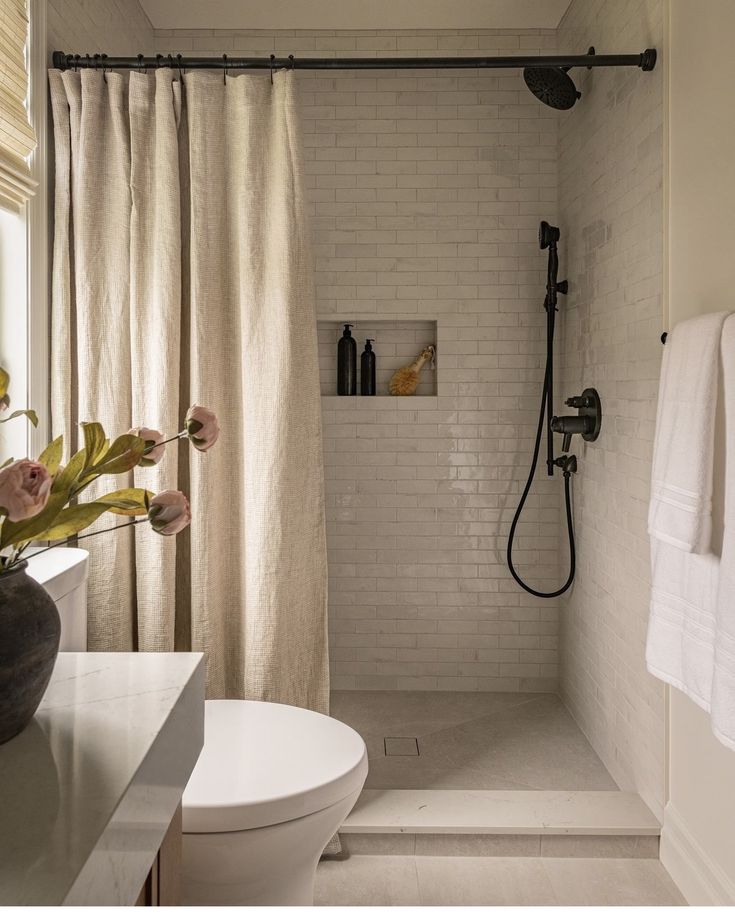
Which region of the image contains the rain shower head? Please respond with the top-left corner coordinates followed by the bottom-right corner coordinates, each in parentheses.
top-left (523, 66), bottom-right (581, 110)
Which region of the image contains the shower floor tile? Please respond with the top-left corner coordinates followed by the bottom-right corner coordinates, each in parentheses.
top-left (330, 691), bottom-right (618, 792)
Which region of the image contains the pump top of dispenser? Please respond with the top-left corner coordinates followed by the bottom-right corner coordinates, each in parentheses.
top-left (364, 339), bottom-right (374, 351)
top-left (342, 323), bottom-right (353, 336)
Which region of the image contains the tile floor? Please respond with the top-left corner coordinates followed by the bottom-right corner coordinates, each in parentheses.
top-left (315, 855), bottom-right (686, 906)
top-left (330, 691), bottom-right (618, 790)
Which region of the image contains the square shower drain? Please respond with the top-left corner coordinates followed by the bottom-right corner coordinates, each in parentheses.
top-left (384, 737), bottom-right (420, 756)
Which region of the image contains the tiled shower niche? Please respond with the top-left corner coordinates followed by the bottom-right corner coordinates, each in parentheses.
top-left (317, 318), bottom-right (438, 398)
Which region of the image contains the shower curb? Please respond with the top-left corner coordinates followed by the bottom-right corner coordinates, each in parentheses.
top-left (340, 789), bottom-right (660, 839)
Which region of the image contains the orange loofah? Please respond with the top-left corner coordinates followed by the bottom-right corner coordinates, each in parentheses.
top-left (388, 345), bottom-right (436, 396)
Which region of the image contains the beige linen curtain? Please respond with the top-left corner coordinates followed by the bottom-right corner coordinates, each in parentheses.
top-left (48, 68), bottom-right (329, 712)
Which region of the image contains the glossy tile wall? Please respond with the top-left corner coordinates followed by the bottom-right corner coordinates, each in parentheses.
top-left (153, 26), bottom-right (561, 691)
top-left (556, 0), bottom-right (666, 816)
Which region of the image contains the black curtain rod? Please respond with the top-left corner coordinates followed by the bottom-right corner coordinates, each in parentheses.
top-left (52, 49), bottom-right (657, 73)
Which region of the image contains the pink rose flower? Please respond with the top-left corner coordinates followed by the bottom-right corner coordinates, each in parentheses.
top-left (129, 427), bottom-right (165, 467)
top-left (148, 490), bottom-right (191, 536)
top-left (185, 405), bottom-right (220, 452)
top-left (0, 459), bottom-right (52, 522)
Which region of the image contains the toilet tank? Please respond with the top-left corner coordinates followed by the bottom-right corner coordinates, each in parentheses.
top-left (25, 548), bottom-right (89, 652)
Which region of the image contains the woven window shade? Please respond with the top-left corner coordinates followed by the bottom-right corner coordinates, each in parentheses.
top-left (0, 0), bottom-right (36, 212)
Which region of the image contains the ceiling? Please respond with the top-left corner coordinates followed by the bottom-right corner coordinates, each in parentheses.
top-left (139, 1), bottom-right (574, 32)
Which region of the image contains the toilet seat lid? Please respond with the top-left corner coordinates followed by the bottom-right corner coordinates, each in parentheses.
top-left (182, 699), bottom-right (368, 833)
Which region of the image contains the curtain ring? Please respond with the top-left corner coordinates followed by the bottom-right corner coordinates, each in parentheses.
top-left (137, 53), bottom-right (145, 74)
top-left (73, 54), bottom-right (81, 72)
top-left (176, 53), bottom-right (184, 82)
top-left (101, 52), bottom-right (108, 83)
top-left (156, 53), bottom-right (164, 69)
top-left (288, 54), bottom-right (295, 71)
top-left (223, 53), bottom-right (228, 84)
top-left (270, 53), bottom-right (275, 84)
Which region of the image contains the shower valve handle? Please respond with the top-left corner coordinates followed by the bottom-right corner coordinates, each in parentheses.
top-left (551, 387), bottom-right (603, 449)
top-left (565, 393), bottom-right (592, 409)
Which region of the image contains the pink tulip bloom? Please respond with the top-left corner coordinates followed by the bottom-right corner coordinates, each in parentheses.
top-left (148, 490), bottom-right (191, 536)
top-left (0, 459), bottom-right (52, 522)
top-left (129, 427), bottom-right (165, 467)
top-left (185, 405), bottom-right (220, 452)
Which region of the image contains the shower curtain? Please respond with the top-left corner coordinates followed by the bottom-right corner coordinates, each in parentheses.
top-left (48, 68), bottom-right (329, 712)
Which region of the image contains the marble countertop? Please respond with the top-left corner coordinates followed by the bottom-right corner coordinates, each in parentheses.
top-left (0, 652), bottom-right (205, 906)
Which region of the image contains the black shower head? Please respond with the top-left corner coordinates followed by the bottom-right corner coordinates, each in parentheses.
top-left (523, 66), bottom-right (581, 110)
top-left (539, 220), bottom-right (560, 250)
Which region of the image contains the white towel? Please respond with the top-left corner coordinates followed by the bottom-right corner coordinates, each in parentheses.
top-left (648, 311), bottom-right (730, 553)
top-left (712, 315), bottom-right (735, 749)
top-left (646, 538), bottom-right (719, 711)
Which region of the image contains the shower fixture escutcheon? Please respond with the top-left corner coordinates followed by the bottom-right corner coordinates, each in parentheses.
top-left (551, 387), bottom-right (602, 453)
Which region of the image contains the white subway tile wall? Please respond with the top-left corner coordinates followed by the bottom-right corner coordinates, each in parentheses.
top-left (557, 0), bottom-right (665, 817)
top-left (155, 27), bottom-right (561, 691)
top-left (47, 0), bottom-right (154, 58)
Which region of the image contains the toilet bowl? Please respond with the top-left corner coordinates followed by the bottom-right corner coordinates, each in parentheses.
top-left (181, 699), bottom-right (368, 906)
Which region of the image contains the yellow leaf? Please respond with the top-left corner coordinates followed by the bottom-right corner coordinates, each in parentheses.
top-left (88, 434), bottom-right (145, 476)
top-left (39, 435), bottom-right (63, 476)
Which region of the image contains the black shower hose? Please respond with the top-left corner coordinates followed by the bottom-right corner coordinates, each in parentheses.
top-left (506, 338), bottom-right (576, 598)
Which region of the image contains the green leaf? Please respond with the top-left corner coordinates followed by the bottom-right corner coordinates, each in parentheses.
top-left (81, 422), bottom-right (107, 468)
top-left (0, 409), bottom-right (38, 427)
top-left (95, 488), bottom-right (153, 517)
top-left (0, 457), bottom-right (13, 470)
top-left (38, 435), bottom-right (63, 476)
top-left (87, 434), bottom-right (145, 476)
top-left (0, 367), bottom-right (8, 399)
top-left (52, 448), bottom-right (86, 494)
top-left (0, 491), bottom-right (69, 549)
top-left (32, 490), bottom-right (153, 540)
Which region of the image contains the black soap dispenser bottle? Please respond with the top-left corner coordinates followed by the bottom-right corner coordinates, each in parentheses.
top-left (337, 323), bottom-right (357, 395)
top-left (361, 338), bottom-right (376, 396)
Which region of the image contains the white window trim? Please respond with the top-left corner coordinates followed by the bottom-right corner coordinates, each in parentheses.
top-left (27, 0), bottom-right (48, 459)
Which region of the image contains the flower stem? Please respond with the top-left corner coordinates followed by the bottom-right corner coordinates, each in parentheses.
top-left (21, 518), bottom-right (146, 562)
top-left (143, 430), bottom-right (187, 455)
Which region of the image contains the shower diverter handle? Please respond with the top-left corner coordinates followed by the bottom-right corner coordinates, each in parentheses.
top-left (550, 387), bottom-right (602, 452)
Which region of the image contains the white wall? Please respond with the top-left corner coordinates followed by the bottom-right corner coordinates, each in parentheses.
top-left (557, 0), bottom-right (666, 817)
top-left (155, 26), bottom-right (562, 691)
top-left (47, 0), bottom-right (154, 57)
top-left (661, 0), bottom-right (735, 905)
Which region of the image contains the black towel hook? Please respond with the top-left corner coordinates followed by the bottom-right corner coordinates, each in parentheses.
top-left (223, 53), bottom-right (228, 84)
top-left (289, 54), bottom-right (295, 70)
top-left (137, 53), bottom-right (145, 74)
top-left (270, 53), bottom-right (275, 84)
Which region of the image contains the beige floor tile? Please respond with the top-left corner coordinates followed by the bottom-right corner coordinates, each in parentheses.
top-left (542, 858), bottom-right (686, 906)
top-left (314, 856), bottom-right (420, 906)
top-left (414, 856), bottom-right (558, 906)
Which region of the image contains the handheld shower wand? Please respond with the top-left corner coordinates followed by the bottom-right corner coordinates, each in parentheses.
top-left (539, 221), bottom-right (568, 476)
top-left (506, 222), bottom-right (575, 598)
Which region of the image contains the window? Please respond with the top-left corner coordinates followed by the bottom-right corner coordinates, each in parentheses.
top-left (0, 0), bottom-right (43, 463)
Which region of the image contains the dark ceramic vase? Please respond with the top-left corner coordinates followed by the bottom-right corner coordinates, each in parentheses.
top-left (0, 560), bottom-right (60, 745)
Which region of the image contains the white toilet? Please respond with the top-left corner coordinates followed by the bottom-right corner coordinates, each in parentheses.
top-left (25, 547), bottom-right (367, 907)
top-left (25, 547), bottom-right (89, 652)
top-left (181, 698), bottom-right (368, 906)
